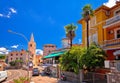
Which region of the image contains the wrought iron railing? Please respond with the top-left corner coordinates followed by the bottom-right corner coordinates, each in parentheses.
top-left (104, 14), bottom-right (120, 26)
top-left (100, 38), bottom-right (120, 49)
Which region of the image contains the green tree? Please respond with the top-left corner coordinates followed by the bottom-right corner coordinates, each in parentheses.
top-left (59, 46), bottom-right (85, 74)
top-left (0, 54), bottom-right (6, 59)
top-left (64, 23), bottom-right (77, 48)
top-left (59, 43), bottom-right (107, 73)
top-left (82, 4), bottom-right (94, 48)
top-left (9, 60), bottom-right (23, 67)
top-left (81, 43), bottom-right (107, 72)
top-left (15, 60), bottom-right (23, 68)
top-left (9, 61), bottom-right (16, 66)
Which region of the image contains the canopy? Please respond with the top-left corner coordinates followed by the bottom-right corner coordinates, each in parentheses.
top-left (44, 51), bottom-right (66, 59)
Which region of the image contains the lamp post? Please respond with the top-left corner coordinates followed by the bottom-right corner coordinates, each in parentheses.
top-left (8, 30), bottom-right (30, 78)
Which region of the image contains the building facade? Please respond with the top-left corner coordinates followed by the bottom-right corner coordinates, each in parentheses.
top-left (36, 55), bottom-right (43, 66)
top-left (8, 33), bottom-right (37, 67)
top-left (28, 33), bottom-right (36, 66)
top-left (62, 38), bottom-right (70, 48)
top-left (43, 44), bottom-right (56, 63)
top-left (78, 1), bottom-right (120, 60)
top-left (7, 49), bottom-right (27, 65)
top-left (43, 44), bottom-right (56, 56)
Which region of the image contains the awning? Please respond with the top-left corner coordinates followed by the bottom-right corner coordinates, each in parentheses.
top-left (44, 51), bottom-right (66, 59)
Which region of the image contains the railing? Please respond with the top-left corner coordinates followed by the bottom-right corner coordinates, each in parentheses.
top-left (104, 14), bottom-right (120, 26)
top-left (83, 72), bottom-right (107, 83)
top-left (100, 38), bottom-right (120, 49)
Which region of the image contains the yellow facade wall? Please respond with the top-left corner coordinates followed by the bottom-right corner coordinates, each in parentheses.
top-left (78, 6), bottom-right (109, 47)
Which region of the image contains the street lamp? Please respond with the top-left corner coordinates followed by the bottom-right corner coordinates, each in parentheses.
top-left (8, 30), bottom-right (30, 78)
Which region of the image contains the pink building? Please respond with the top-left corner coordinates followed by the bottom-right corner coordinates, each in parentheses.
top-left (7, 49), bottom-right (28, 65)
top-left (43, 44), bottom-right (56, 57)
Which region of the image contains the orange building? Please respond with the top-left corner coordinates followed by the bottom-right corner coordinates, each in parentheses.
top-left (78, 1), bottom-right (120, 60)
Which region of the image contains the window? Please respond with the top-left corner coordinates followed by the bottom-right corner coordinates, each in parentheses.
top-left (16, 53), bottom-right (18, 56)
top-left (11, 54), bottom-right (13, 56)
top-left (20, 57), bottom-right (22, 60)
top-left (114, 8), bottom-right (120, 15)
top-left (90, 16), bottom-right (96, 27)
top-left (21, 53), bottom-right (23, 56)
top-left (30, 44), bottom-right (32, 47)
top-left (117, 30), bottom-right (120, 38)
top-left (89, 33), bottom-right (98, 44)
top-left (49, 50), bottom-right (51, 53)
top-left (11, 58), bottom-right (12, 60)
top-left (16, 58), bottom-right (18, 60)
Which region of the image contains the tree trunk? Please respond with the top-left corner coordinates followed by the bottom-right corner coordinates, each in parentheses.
top-left (70, 31), bottom-right (72, 48)
top-left (86, 20), bottom-right (89, 48)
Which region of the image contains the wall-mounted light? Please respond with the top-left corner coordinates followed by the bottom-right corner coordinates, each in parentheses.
top-left (108, 30), bottom-right (114, 34)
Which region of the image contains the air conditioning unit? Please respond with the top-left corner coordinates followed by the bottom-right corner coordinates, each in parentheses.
top-left (106, 11), bottom-right (110, 16)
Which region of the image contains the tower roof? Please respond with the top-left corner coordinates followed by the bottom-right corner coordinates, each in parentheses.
top-left (30, 33), bottom-right (34, 42)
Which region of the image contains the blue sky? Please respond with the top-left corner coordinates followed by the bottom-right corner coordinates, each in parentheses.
top-left (0, 0), bottom-right (114, 54)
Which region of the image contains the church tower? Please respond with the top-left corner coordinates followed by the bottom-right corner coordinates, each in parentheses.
top-left (28, 33), bottom-right (36, 66)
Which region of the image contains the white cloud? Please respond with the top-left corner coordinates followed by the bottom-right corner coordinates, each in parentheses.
top-left (0, 7), bottom-right (17, 18)
top-left (10, 8), bottom-right (17, 14)
top-left (79, 39), bottom-right (82, 43)
top-left (11, 45), bottom-right (19, 49)
top-left (103, 0), bottom-right (119, 8)
top-left (0, 14), bottom-right (3, 17)
top-left (36, 49), bottom-right (43, 55)
top-left (0, 47), bottom-right (10, 54)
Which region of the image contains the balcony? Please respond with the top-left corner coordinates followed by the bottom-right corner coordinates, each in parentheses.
top-left (104, 14), bottom-right (120, 28)
top-left (100, 38), bottom-right (120, 50)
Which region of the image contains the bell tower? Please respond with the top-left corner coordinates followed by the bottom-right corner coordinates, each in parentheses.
top-left (28, 33), bottom-right (36, 66)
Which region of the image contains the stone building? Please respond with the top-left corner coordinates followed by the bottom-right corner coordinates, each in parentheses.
top-left (7, 33), bottom-right (37, 67)
top-left (43, 44), bottom-right (56, 63)
top-left (43, 44), bottom-right (56, 56)
top-left (28, 33), bottom-right (36, 66)
top-left (7, 49), bottom-right (28, 66)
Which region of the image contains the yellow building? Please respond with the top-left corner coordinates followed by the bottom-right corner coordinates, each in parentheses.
top-left (78, 1), bottom-right (120, 60)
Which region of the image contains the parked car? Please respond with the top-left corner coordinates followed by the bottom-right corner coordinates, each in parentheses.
top-left (32, 68), bottom-right (39, 76)
top-left (44, 66), bottom-right (52, 76)
top-left (0, 71), bottom-right (7, 82)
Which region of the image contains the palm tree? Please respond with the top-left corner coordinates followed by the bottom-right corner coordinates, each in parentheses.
top-left (82, 4), bottom-right (94, 48)
top-left (64, 23), bottom-right (77, 48)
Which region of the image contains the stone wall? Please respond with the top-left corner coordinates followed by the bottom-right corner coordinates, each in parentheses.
top-left (62, 71), bottom-right (80, 83)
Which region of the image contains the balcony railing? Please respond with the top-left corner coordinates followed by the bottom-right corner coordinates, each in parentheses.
top-left (104, 14), bottom-right (120, 27)
top-left (100, 38), bottom-right (120, 49)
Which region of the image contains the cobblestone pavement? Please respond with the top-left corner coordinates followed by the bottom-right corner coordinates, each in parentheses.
top-left (3, 69), bottom-right (27, 83)
top-left (31, 75), bottom-right (72, 83)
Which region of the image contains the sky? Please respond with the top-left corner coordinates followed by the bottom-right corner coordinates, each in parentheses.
top-left (0, 0), bottom-right (116, 55)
